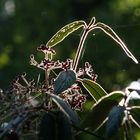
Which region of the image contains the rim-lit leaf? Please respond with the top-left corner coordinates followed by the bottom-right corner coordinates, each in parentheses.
top-left (106, 106), bottom-right (125, 138)
top-left (47, 20), bottom-right (86, 47)
top-left (128, 92), bottom-right (140, 107)
top-left (54, 70), bottom-right (76, 94)
top-left (49, 93), bottom-right (79, 126)
top-left (81, 91), bottom-right (124, 131)
top-left (80, 79), bottom-right (107, 101)
top-left (95, 22), bottom-right (138, 64)
top-left (130, 107), bottom-right (140, 127)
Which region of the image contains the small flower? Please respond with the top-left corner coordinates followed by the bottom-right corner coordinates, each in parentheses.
top-left (60, 85), bottom-right (86, 110)
top-left (62, 59), bottom-right (73, 70)
top-left (77, 62), bottom-right (97, 81)
top-left (37, 44), bottom-right (56, 60)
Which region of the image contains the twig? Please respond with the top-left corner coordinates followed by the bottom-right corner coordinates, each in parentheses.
top-left (72, 125), bottom-right (107, 140)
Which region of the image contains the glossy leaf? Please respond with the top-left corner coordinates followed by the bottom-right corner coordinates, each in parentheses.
top-left (47, 20), bottom-right (86, 47)
top-left (106, 106), bottom-right (125, 138)
top-left (49, 93), bottom-right (79, 126)
top-left (95, 22), bottom-right (138, 64)
top-left (80, 79), bottom-right (107, 101)
top-left (54, 70), bottom-right (76, 94)
top-left (81, 91), bottom-right (124, 131)
top-left (38, 113), bottom-right (56, 140)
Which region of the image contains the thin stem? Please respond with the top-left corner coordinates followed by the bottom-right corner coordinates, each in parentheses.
top-left (123, 110), bottom-right (133, 140)
top-left (129, 115), bottom-right (140, 128)
top-left (73, 17), bottom-right (96, 71)
top-left (73, 28), bottom-right (89, 71)
top-left (73, 125), bottom-right (107, 140)
top-left (123, 121), bottom-right (132, 140)
top-left (45, 70), bottom-right (49, 88)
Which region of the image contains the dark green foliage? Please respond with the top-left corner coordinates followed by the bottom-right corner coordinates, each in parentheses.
top-left (95, 22), bottom-right (138, 64)
top-left (80, 78), bottom-right (107, 101)
top-left (54, 70), bottom-right (76, 94)
top-left (81, 91), bottom-right (124, 131)
top-left (130, 107), bottom-right (140, 126)
top-left (128, 97), bottom-right (140, 107)
top-left (105, 105), bottom-right (125, 138)
top-left (0, 0), bottom-right (140, 91)
top-left (49, 93), bottom-right (79, 126)
top-left (0, 2), bottom-right (140, 138)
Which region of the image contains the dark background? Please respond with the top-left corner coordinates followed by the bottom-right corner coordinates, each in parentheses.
top-left (0, 0), bottom-right (140, 92)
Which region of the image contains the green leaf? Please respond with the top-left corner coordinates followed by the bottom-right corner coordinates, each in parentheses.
top-left (95, 22), bottom-right (138, 64)
top-left (127, 90), bottom-right (140, 106)
top-left (54, 70), bottom-right (76, 94)
top-left (81, 91), bottom-right (124, 131)
top-left (38, 113), bottom-right (56, 140)
top-left (106, 106), bottom-right (125, 138)
top-left (48, 93), bottom-right (79, 126)
top-left (128, 97), bottom-right (140, 107)
top-left (130, 107), bottom-right (140, 127)
top-left (47, 20), bottom-right (86, 47)
top-left (80, 79), bottom-right (107, 101)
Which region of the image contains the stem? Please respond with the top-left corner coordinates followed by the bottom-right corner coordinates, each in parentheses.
top-left (123, 110), bottom-right (133, 140)
top-left (123, 121), bottom-right (132, 140)
top-left (73, 28), bottom-right (89, 71)
top-left (45, 70), bottom-right (49, 88)
top-left (73, 17), bottom-right (96, 71)
top-left (73, 125), bottom-right (107, 140)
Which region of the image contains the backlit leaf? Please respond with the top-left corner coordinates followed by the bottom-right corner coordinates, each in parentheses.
top-left (48, 93), bottom-right (79, 126)
top-left (130, 107), bottom-right (140, 127)
top-left (81, 91), bottom-right (124, 131)
top-left (47, 20), bottom-right (86, 47)
top-left (54, 70), bottom-right (76, 94)
top-left (80, 79), bottom-right (107, 101)
top-left (106, 106), bottom-right (125, 138)
top-left (95, 22), bottom-right (138, 64)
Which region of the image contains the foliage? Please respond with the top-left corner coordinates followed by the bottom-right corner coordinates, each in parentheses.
top-left (0, 17), bottom-right (140, 140)
top-left (0, 0), bottom-right (140, 90)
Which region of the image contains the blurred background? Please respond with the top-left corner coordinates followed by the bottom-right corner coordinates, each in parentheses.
top-left (0, 0), bottom-right (140, 91)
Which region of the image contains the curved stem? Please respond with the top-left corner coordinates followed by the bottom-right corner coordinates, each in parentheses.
top-left (73, 125), bottom-right (107, 140)
top-left (73, 17), bottom-right (96, 71)
top-left (73, 28), bottom-right (89, 71)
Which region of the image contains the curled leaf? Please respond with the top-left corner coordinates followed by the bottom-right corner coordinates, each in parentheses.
top-left (95, 22), bottom-right (138, 64)
top-left (47, 20), bottom-right (86, 47)
top-left (54, 70), bottom-right (76, 94)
